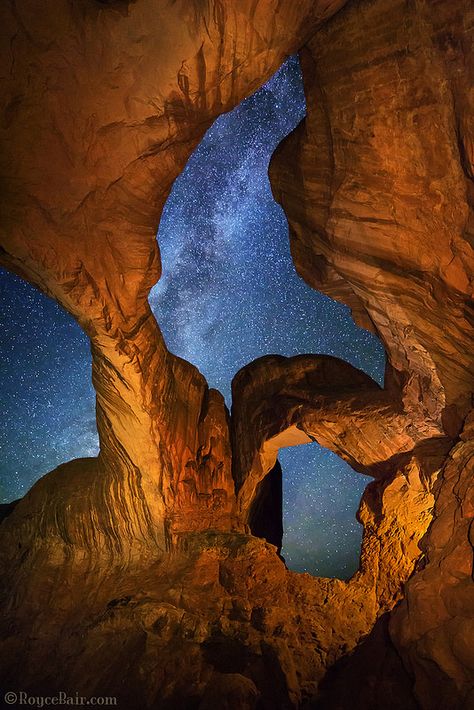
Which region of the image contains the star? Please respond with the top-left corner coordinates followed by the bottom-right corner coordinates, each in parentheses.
top-left (0, 56), bottom-right (385, 578)
top-left (151, 55), bottom-right (385, 578)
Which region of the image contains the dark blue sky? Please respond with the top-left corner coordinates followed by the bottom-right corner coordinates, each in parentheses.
top-left (0, 273), bottom-right (98, 503)
top-left (0, 56), bottom-right (385, 578)
top-left (151, 56), bottom-right (385, 577)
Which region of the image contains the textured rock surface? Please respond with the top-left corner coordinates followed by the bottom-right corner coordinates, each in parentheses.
top-left (0, 0), bottom-right (473, 707)
top-left (270, 0), bottom-right (474, 431)
top-left (0, 489), bottom-right (436, 708)
top-left (0, 0), bottom-right (347, 557)
top-left (269, 0), bottom-right (474, 705)
top-left (390, 413), bottom-right (474, 710)
top-left (231, 353), bottom-right (447, 527)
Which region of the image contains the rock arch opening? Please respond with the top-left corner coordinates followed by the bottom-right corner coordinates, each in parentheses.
top-left (0, 57), bottom-right (385, 579)
top-left (279, 442), bottom-right (366, 578)
top-left (149, 55), bottom-right (385, 402)
top-left (0, 0), bottom-right (470, 703)
top-left (247, 442), bottom-right (367, 579)
top-left (0, 268), bottom-right (99, 505)
top-left (150, 55), bottom-right (385, 569)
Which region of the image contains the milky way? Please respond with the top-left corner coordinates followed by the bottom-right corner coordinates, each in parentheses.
top-left (0, 271), bottom-right (98, 503)
top-left (152, 55), bottom-right (386, 578)
top-left (0, 56), bottom-right (385, 578)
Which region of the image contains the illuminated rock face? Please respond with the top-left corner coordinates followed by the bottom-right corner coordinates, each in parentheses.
top-left (269, 0), bottom-right (474, 705)
top-left (0, 0), bottom-right (473, 707)
top-left (270, 0), bottom-right (474, 429)
top-left (0, 0), bottom-right (347, 555)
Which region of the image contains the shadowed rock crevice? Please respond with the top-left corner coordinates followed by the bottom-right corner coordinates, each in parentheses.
top-left (247, 461), bottom-right (284, 553)
top-left (313, 614), bottom-right (419, 710)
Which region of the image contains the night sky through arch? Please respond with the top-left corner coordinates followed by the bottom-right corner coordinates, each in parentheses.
top-left (0, 56), bottom-right (385, 578)
top-left (150, 55), bottom-right (385, 578)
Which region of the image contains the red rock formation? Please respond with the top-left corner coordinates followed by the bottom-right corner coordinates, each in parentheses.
top-left (269, 0), bottom-right (474, 705)
top-left (231, 353), bottom-right (445, 527)
top-left (270, 1), bottom-right (474, 428)
top-left (390, 412), bottom-right (474, 710)
top-left (1, 0), bottom-right (348, 558)
top-left (0, 0), bottom-right (473, 707)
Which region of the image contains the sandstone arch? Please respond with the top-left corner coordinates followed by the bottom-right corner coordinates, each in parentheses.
top-left (0, 0), bottom-right (473, 706)
top-left (231, 353), bottom-right (440, 528)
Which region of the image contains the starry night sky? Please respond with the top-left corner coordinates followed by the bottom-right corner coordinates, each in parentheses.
top-left (0, 56), bottom-right (385, 578)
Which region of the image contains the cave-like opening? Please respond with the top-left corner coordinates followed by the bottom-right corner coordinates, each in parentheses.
top-left (279, 443), bottom-right (367, 579)
top-left (151, 55), bottom-right (385, 577)
top-left (151, 56), bottom-right (384, 402)
top-left (246, 442), bottom-right (367, 580)
top-left (0, 56), bottom-right (384, 579)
